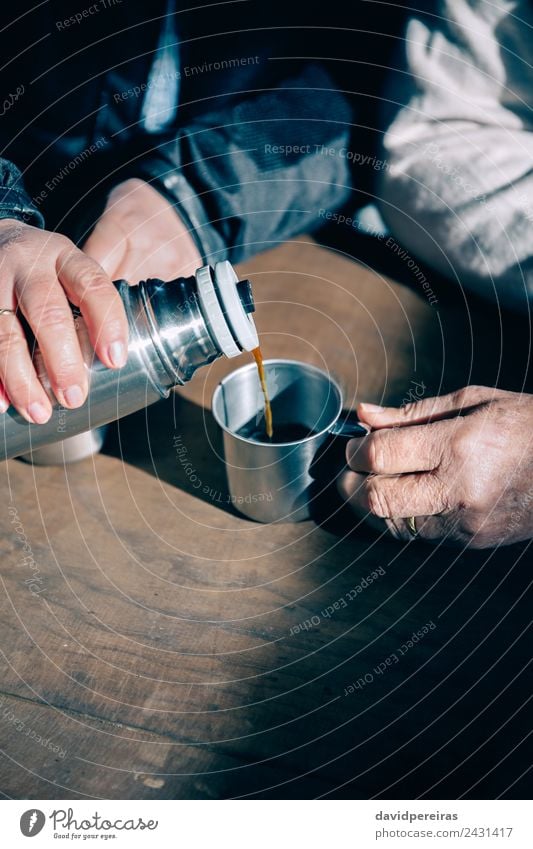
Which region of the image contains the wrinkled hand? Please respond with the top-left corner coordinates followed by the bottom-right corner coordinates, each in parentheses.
top-left (82, 178), bottom-right (202, 282)
top-left (338, 386), bottom-right (533, 548)
top-left (0, 219), bottom-right (128, 423)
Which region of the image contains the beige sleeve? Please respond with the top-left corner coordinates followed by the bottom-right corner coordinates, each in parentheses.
top-left (379, 0), bottom-right (533, 311)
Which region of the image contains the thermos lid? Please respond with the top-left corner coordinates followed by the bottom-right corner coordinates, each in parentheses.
top-left (196, 261), bottom-right (259, 358)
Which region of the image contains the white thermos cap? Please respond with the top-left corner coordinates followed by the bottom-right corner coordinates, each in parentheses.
top-left (195, 261), bottom-right (259, 358)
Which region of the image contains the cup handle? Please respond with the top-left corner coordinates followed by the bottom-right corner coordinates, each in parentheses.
top-left (329, 420), bottom-right (370, 439)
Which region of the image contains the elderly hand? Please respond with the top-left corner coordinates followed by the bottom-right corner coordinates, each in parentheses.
top-left (338, 386), bottom-right (533, 548)
top-left (82, 178), bottom-right (202, 283)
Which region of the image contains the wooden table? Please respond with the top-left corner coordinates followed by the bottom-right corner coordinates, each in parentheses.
top-left (0, 238), bottom-right (531, 799)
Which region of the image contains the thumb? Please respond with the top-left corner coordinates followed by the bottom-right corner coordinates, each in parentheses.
top-left (82, 216), bottom-right (127, 279)
top-left (357, 385), bottom-right (495, 430)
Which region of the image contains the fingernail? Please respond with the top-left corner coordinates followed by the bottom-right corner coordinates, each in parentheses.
top-left (0, 398), bottom-right (9, 413)
top-left (359, 403), bottom-right (385, 413)
top-left (348, 426), bottom-right (369, 439)
top-left (64, 384), bottom-right (85, 407)
top-left (107, 341), bottom-right (127, 368)
top-left (28, 402), bottom-right (51, 424)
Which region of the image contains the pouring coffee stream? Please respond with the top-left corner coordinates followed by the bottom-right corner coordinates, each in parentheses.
top-left (251, 346), bottom-right (274, 439)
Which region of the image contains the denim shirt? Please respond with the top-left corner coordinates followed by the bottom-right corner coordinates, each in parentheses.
top-left (0, 1), bottom-right (355, 262)
top-left (0, 162), bottom-right (44, 229)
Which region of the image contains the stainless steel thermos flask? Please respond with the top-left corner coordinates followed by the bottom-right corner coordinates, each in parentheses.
top-left (0, 261), bottom-right (259, 461)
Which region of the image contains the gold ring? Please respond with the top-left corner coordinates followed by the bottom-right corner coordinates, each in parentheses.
top-left (406, 516), bottom-right (418, 538)
top-left (0, 308), bottom-right (15, 315)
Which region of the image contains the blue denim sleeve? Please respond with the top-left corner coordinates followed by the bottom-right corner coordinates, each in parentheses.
top-left (134, 65), bottom-right (354, 264)
top-left (0, 158), bottom-right (45, 228)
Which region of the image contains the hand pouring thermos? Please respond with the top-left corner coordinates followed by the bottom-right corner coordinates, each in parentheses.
top-left (0, 261), bottom-right (258, 462)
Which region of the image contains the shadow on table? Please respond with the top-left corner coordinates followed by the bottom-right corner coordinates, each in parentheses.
top-left (101, 392), bottom-right (376, 533)
top-left (102, 392), bottom-right (242, 515)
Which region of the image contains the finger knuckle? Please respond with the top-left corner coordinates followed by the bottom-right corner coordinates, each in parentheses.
top-left (401, 399), bottom-right (421, 419)
top-left (53, 360), bottom-right (84, 387)
top-left (0, 331), bottom-right (26, 359)
top-left (53, 233), bottom-right (73, 251)
top-left (452, 429), bottom-right (475, 463)
top-left (43, 234), bottom-right (71, 259)
top-left (79, 268), bottom-right (113, 296)
top-left (452, 386), bottom-right (487, 410)
top-left (367, 431), bottom-right (389, 474)
top-left (433, 475), bottom-right (451, 513)
top-left (3, 375), bottom-right (33, 402)
top-left (94, 316), bottom-right (127, 344)
top-left (466, 384), bottom-right (487, 400)
top-left (366, 479), bottom-right (392, 518)
top-left (451, 387), bottom-right (469, 409)
top-left (34, 303), bottom-right (70, 331)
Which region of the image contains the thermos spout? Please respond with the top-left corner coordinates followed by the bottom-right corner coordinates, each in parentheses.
top-left (236, 280), bottom-right (255, 314)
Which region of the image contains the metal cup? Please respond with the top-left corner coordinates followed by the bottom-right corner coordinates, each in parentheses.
top-left (212, 359), bottom-right (367, 522)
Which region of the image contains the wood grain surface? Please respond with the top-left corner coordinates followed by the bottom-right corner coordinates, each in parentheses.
top-left (0, 238), bottom-right (530, 799)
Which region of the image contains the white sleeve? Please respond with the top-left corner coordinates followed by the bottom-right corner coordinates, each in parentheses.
top-left (379, 0), bottom-right (533, 311)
